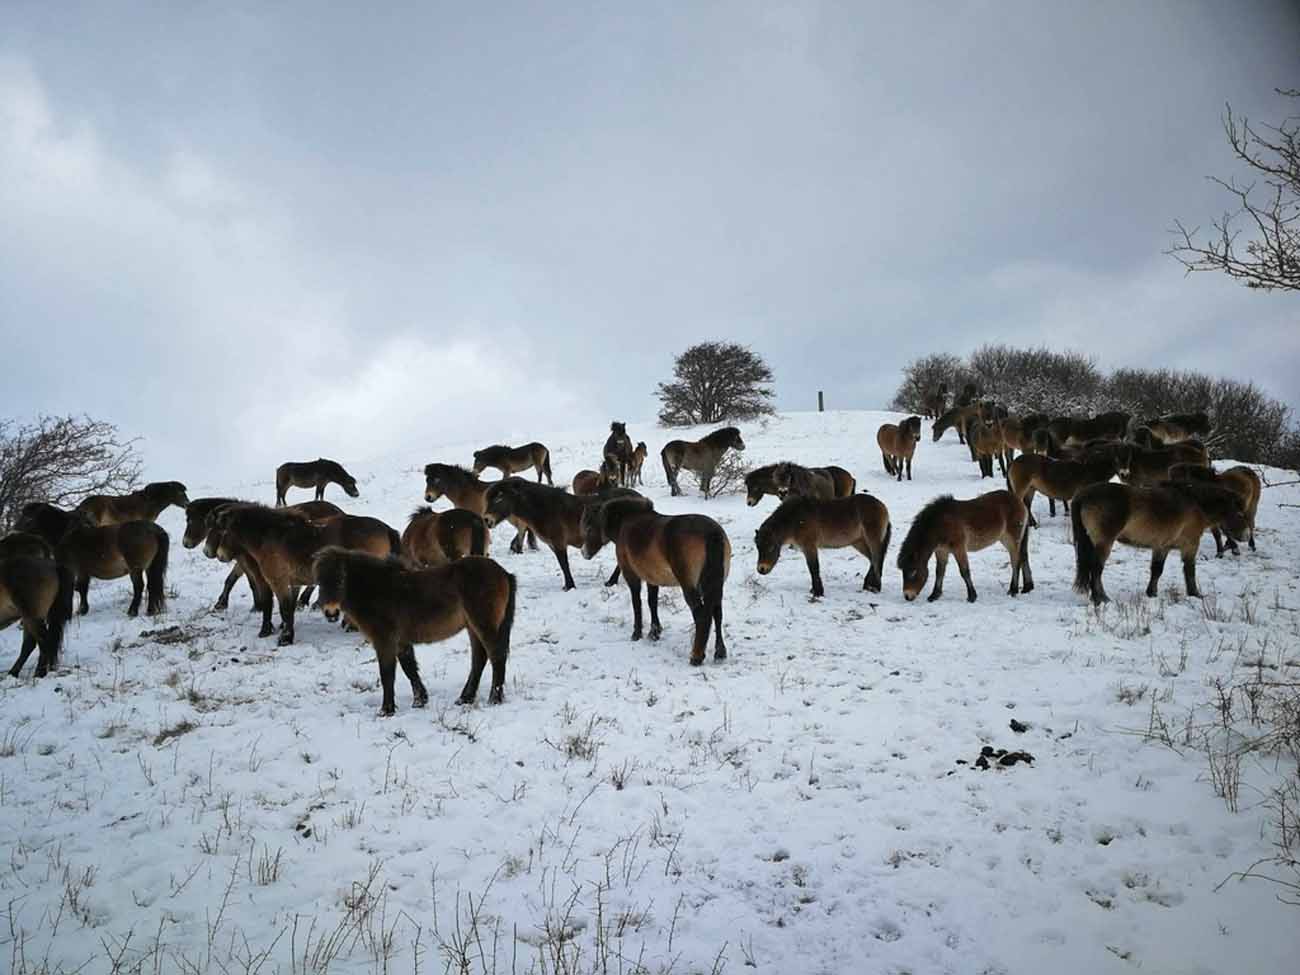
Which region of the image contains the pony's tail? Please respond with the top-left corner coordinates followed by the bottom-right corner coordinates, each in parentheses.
top-left (496, 572), bottom-right (517, 662)
top-left (541, 450), bottom-right (553, 485)
top-left (700, 529), bottom-right (727, 616)
top-left (469, 515), bottom-right (488, 557)
top-left (1071, 497), bottom-right (1096, 595)
top-left (880, 520), bottom-right (893, 566)
top-left (147, 528), bottom-right (170, 614)
top-left (847, 474), bottom-right (858, 496)
top-left (661, 447), bottom-right (675, 489)
top-left (387, 527), bottom-right (402, 559)
top-left (881, 452), bottom-right (894, 475)
top-left (45, 563), bottom-right (75, 669)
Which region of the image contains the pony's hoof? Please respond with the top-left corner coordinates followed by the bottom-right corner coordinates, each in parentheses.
top-left (1021, 582), bottom-right (1034, 594)
top-left (713, 648), bottom-right (727, 661)
top-left (631, 629), bottom-right (642, 642)
top-left (649, 626), bottom-right (662, 641)
top-left (213, 601), bottom-right (228, 612)
top-left (966, 593), bottom-right (977, 603)
top-left (488, 688), bottom-right (504, 705)
top-left (127, 608), bottom-right (139, 618)
top-left (927, 593), bottom-right (942, 603)
top-left (276, 633), bottom-right (294, 647)
top-left (378, 708), bottom-right (394, 718)
top-left (689, 654), bottom-right (704, 666)
top-left (413, 694), bottom-right (429, 709)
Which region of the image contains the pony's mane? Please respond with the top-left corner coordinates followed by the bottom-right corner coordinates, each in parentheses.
top-left (744, 464), bottom-right (780, 488)
top-left (426, 462), bottom-right (478, 480)
top-left (704, 426), bottom-right (740, 444)
top-left (408, 506), bottom-right (435, 523)
top-left (225, 503), bottom-right (315, 540)
top-left (897, 495), bottom-right (955, 568)
top-left (757, 496), bottom-right (811, 538)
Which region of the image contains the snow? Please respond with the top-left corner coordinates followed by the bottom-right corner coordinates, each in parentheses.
top-left (2, 409), bottom-right (1298, 974)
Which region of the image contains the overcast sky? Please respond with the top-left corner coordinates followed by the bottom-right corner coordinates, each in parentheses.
top-left (2, 1), bottom-right (1297, 481)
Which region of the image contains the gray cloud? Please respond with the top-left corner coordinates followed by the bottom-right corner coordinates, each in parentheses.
top-left (2, 2), bottom-right (1297, 480)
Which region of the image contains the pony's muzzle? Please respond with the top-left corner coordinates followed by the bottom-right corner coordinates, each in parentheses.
top-left (321, 602), bottom-right (341, 623)
top-left (756, 561), bottom-right (772, 575)
top-left (483, 513), bottom-right (500, 529)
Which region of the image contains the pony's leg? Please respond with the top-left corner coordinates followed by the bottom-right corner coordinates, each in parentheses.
top-left (76, 574), bottom-right (90, 616)
top-left (881, 452), bottom-right (894, 476)
top-left (626, 573), bottom-right (644, 641)
top-left (127, 569), bottom-right (145, 617)
top-left (527, 529), bottom-right (538, 551)
top-left (711, 594), bottom-right (726, 660)
top-left (510, 528), bottom-right (524, 554)
top-left (647, 584), bottom-right (661, 640)
top-left (1146, 549), bottom-right (1168, 597)
top-left (1048, 496), bottom-right (1057, 519)
top-left (954, 547), bottom-right (977, 602)
top-left (804, 550), bottom-right (824, 598)
top-left (214, 565), bottom-right (242, 611)
top-left (275, 587), bottom-right (297, 646)
top-left (1018, 528), bottom-right (1034, 594)
top-left (1091, 542), bottom-right (1113, 604)
top-left (1210, 527), bottom-right (1225, 557)
top-left (9, 627), bottom-right (39, 678)
top-left (853, 540), bottom-right (880, 592)
top-left (30, 620), bottom-right (52, 677)
top-left (685, 588), bottom-right (710, 666)
top-left (1023, 489), bottom-right (1039, 529)
top-left (552, 544), bottom-right (576, 591)
top-left (1248, 516), bottom-right (1256, 551)
top-left (605, 566), bottom-right (622, 587)
top-left (459, 634), bottom-right (489, 705)
top-left (375, 640), bottom-right (399, 716)
top-left (397, 643), bottom-right (428, 707)
top-left (1180, 546), bottom-right (1201, 598)
top-left (928, 554), bottom-right (948, 602)
top-left (906, 455), bottom-right (912, 481)
top-left (315, 484), bottom-right (325, 501)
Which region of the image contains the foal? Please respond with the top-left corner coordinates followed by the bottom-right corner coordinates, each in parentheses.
top-left (661, 427), bottom-right (746, 497)
top-left (876, 417), bottom-right (922, 481)
top-left (603, 423), bottom-right (634, 486)
top-left (472, 443), bottom-right (553, 484)
top-left (276, 459), bottom-right (359, 505)
top-left (754, 494), bottom-right (891, 597)
top-left (402, 507), bottom-right (489, 566)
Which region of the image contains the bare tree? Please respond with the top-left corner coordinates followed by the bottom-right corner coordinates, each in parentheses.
top-left (656, 342), bottom-right (775, 426)
top-left (0, 415), bottom-right (142, 529)
top-left (1169, 89), bottom-right (1300, 291)
top-left (889, 352), bottom-right (971, 414)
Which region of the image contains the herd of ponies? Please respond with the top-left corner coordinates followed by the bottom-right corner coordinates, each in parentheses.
top-left (0, 396), bottom-right (1261, 716)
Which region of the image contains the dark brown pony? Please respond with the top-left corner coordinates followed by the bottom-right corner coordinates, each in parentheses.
top-left (1072, 480), bottom-right (1247, 604)
top-left (1168, 463), bottom-right (1261, 555)
top-left (1146, 411), bottom-right (1211, 444)
top-left (896, 491), bottom-right (1032, 602)
top-left (661, 427), bottom-right (746, 497)
top-left (472, 443), bottom-right (553, 484)
top-left (402, 507), bottom-right (488, 566)
top-left (423, 464), bottom-right (535, 553)
top-left (744, 464), bottom-right (855, 506)
top-left (877, 417), bottom-right (922, 481)
top-left (58, 521), bottom-right (170, 617)
top-left (923, 384), bottom-right (948, 420)
top-left (603, 423), bottom-right (634, 486)
top-left (211, 505), bottom-right (399, 644)
top-left (754, 494), bottom-right (891, 597)
top-left (276, 459), bottom-right (359, 505)
top-left (77, 481), bottom-right (190, 526)
top-left (14, 503), bottom-right (91, 545)
top-left (313, 548), bottom-right (516, 714)
top-left (0, 532), bottom-right (55, 561)
top-left (932, 404), bottom-right (980, 445)
top-left (3, 555), bottom-right (74, 678)
top-left (1007, 450), bottom-right (1118, 527)
top-left (1046, 412), bottom-right (1131, 448)
top-left (482, 480), bottom-right (641, 590)
top-left (1114, 442), bottom-right (1210, 487)
top-left (579, 497), bottom-right (730, 665)
top-left (628, 442), bottom-right (648, 486)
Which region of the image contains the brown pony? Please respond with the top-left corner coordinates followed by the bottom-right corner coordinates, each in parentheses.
top-left (1006, 450), bottom-right (1119, 527)
top-left (185, 498), bottom-right (343, 611)
top-left (896, 491), bottom-right (1032, 602)
top-left (572, 464), bottom-right (617, 496)
top-left (2, 555), bottom-right (74, 678)
top-left (423, 464), bottom-right (534, 553)
top-left (402, 507), bottom-right (488, 566)
top-left (968, 418), bottom-right (1011, 478)
top-left (923, 384), bottom-right (948, 420)
top-left (1000, 413), bottom-right (1049, 456)
top-left (1167, 463), bottom-right (1261, 555)
top-left (76, 481), bottom-right (190, 526)
top-left (1046, 412), bottom-right (1132, 448)
top-left (1072, 480), bottom-right (1247, 604)
top-left (59, 521), bottom-right (170, 617)
top-left (472, 442), bottom-right (553, 484)
top-left (661, 427), bottom-right (746, 497)
top-left (482, 480), bottom-right (641, 590)
top-left (276, 459), bottom-right (359, 505)
top-left (877, 417), bottom-right (922, 481)
top-left (628, 442), bottom-right (648, 486)
top-left (313, 548), bottom-right (516, 714)
top-left (754, 494), bottom-right (891, 597)
top-left (603, 423), bottom-right (634, 486)
top-left (932, 404), bottom-right (980, 445)
top-left (211, 505), bottom-right (400, 644)
top-left (1146, 411), bottom-right (1211, 444)
top-left (745, 464), bottom-right (856, 505)
top-left (579, 497), bottom-right (730, 665)
top-left (0, 532), bottom-right (55, 562)
top-left (1114, 442), bottom-right (1210, 487)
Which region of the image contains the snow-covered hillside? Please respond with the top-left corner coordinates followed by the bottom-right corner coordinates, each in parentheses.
top-left (3, 410), bottom-right (1298, 974)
